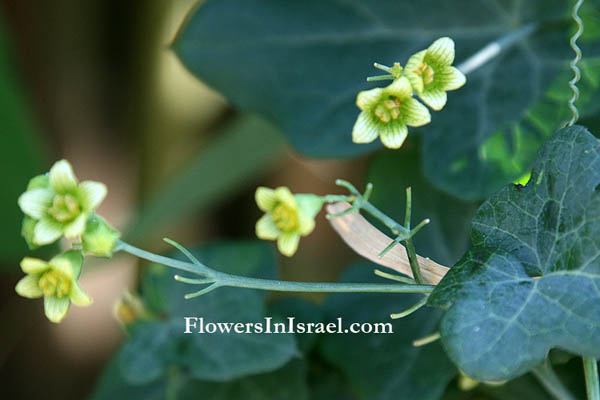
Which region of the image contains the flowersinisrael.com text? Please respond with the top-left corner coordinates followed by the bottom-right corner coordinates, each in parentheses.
top-left (183, 317), bottom-right (393, 334)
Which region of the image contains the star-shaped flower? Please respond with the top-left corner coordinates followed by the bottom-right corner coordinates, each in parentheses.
top-left (352, 77), bottom-right (431, 149)
top-left (15, 250), bottom-right (92, 323)
top-left (18, 160), bottom-right (107, 247)
top-left (255, 187), bottom-right (323, 257)
top-left (404, 37), bottom-right (466, 110)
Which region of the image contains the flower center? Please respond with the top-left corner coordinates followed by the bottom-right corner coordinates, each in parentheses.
top-left (48, 194), bottom-right (80, 223)
top-left (417, 63), bottom-right (434, 85)
top-left (374, 96), bottom-right (402, 123)
top-left (272, 203), bottom-right (298, 232)
top-left (38, 269), bottom-right (71, 298)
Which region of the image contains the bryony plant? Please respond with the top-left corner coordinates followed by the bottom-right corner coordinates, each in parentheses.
top-left (15, 250), bottom-right (91, 323)
top-left (404, 37), bottom-right (466, 110)
top-left (18, 159), bottom-right (107, 247)
top-left (255, 186), bottom-right (324, 256)
top-left (352, 37), bottom-right (466, 149)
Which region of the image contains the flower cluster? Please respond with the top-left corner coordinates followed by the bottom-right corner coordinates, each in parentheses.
top-left (16, 160), bottom-right (120, 322)
top-left (352, 37), bottom-right (466, 149)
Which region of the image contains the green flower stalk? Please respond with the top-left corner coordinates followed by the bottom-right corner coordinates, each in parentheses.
top-left (404, 37), bottom-right (466, 110)
top-left (15, 250), bottom-right (92, 323)
top-left (352, 77), bottom-right (431, 149)
top-left (255, 186), bottom-right (323, 257)
top-left (18, 160), bottom-right (107, 247)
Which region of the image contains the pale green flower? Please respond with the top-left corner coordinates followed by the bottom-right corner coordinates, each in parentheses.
top-left (255, 186), bottom-right (322, 257)
top-left (15, 250), bottom-right (92, 323)
top-left (404, 37), bottom-right (466, 110)
top-left (352, 77), bottom-right (431, 149)
top-left (18, 160), bottom-right (107, 246)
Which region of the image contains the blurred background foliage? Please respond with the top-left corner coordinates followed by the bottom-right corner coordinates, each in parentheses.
top-left (0, 0), bottom-right (598, 399)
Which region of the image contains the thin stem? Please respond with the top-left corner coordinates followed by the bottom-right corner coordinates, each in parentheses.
top-left (583, 357), bottom-right (600, 400)
top-left (374, 269), bottom-right (415, 284)
top-left (457, 23), bottom-right (538, 75)
top-left (367, 74), bottom-right (395, 82)
top-left (373, 62), bottom-right (392, 72)
top-left (532, 359), bottom-right (576, 400)
top-left (413, 332), bottom-right (440, 347)
top-left (117, 240), bottom-right (434, 295)
top-left (390, 296), bottom-right (427, 319)
top-left (405, 187), bottom-right (412, 229)
top-left (404, 239), bottom-right (425, 284)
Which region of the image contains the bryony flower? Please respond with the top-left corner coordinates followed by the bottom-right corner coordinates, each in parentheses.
top-left (255, 186), bottom-right (323, 257)
top-left (352, 77), bottom-right (430, 149)
top-left (404, 37), bottom-right (466, 111)
top-left (15, 250), bottom-right (92, 323)
top-left (18, 160), bottom-right (107, 246)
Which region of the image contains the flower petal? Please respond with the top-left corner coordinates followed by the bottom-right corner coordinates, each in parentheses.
top-left (274, 187), bottom-right (297, 209)
top-left (440, 66), bottom-right (466, 91)
top-left (380, 123), bottom-right (408, 149)
top-left (27, 174), bottom-right (50, 190)
top-left (33, 217), bottom-right (64, 245)
top-left (18, 188), bottom-right (53, 219)
top-left (426, 37), bottom-right (455, 66)
top-left (352, 112), bottom-right (380, 144)
top-left (418, 89), bottom-right (448, 111)
top-left (79, 181), bottom-right (107, 210)
top-left (50, 250), bottom-right (83, 280)
top-left (404, 98), bottom-right (432, 125)
top-left (297, 210), bottom-right (316, 236)
top-left (277, 233), bottom-right (300, 257)
top-left (385, 76), bottom-right (412, 99)
top-left (20, 257), bottom-right (49, 274)
top-left (44, 296), bottom-right (71, 323)
top-left (404, 50), bottom-right (426, 93)
top-left (70, 283), bottom-right (92, 306)
top-left (255, 187), bottom-right (277, 212)
top-left (15, 275), bottom-right (43, 298)
top-left (64, 213), bottom-right (87, 238)
top-left (256, 214), bottom-right (280, 240)
top-left (356, 87), bottom-right (383, 111)
top-left (49, 160), bottom-right (78, 193)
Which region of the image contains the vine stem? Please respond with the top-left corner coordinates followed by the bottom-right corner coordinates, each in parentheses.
top-left (115, 240), bottom-right (434, 294)
top-left (532, 360), bottom-right (576, 400)
top-left (583, 358), bottom-right (600, 400)
top-left (566, 0), bottom-right (584, 126)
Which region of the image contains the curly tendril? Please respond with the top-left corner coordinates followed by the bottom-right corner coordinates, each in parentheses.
top-left (566, 0), bottom-right (584, 127)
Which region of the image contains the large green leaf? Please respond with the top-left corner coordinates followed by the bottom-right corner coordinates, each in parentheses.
top-left (368, 142), bottom-right (479, 267)
top-left (175, 0), bottom-right (598, 199)
top-left (118, 241), bottom-right (298, 383)
top-left (0, 13), bottom-right (47, 263)
top-left (319, 264), bottom-right (456, 400)
top-left (429, 126), bottom-right (600, 382)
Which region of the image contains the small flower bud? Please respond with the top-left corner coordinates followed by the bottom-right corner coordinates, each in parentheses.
top-left (82, 214), bottom-right (120, 257)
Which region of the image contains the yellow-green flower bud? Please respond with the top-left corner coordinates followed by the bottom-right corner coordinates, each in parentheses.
top-left (82, 214), bottom-right (120, 257)
top-left (404, 37), bottom-right (466, 110)
top-left (15, 250), bottom-right (92, 323)
top-left (352, 77), bottom-right (431, 149)
top-left (255, 187), bottom-right (323, 257)
top-left (18, 160), bottom-right (107, 247)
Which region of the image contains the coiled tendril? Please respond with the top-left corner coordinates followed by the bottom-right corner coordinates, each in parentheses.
top-left (566, 0), bottom-right (584, 127)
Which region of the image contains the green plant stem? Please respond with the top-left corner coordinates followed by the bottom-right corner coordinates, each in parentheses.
top-left (115, 240), bottom-right (434, 294)
top-left (532, 360), bottom-right (576, 400)
top-left (583, 358), bottom-right (600, 400)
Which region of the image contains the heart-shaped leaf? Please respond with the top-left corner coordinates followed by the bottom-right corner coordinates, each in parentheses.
top-left (175, 0), bottom-right (599, 200)
top-left (429, 125), bottom-right (600, 381)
